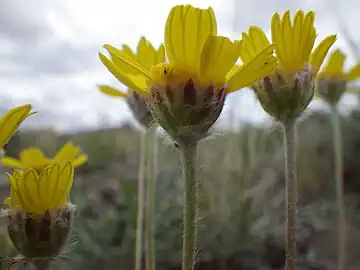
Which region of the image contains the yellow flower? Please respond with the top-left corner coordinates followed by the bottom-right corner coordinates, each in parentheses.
top-left (98, 36), bottom-right (165, 98)
top-left (239, 11), bottom-right (336, 75)
top-left (316, 49), bottom-right (360, 105)
top-left (100, 5), bottom-right (276, 94)
top-left (237, 10), bottom-right (337, 122)
top-left (317, 49), bottom-right (360, 81)
top-left (5, 162), bottom-right (74, 215)
top-left (99, 5), bottom-right (276, 144)
top-left (1, 141), bottom-right (87, 173)
top-left (0, 104), bottom-right (34, 149)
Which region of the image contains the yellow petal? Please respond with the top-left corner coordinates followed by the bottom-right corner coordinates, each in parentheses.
top-left (292, 10), bottom-right (304, 65)
top-left (346, 63), bottom-right (360, 81)
top-left (0, 104), bottom-right (33, 148)
top-left (310, 34), bottom-right (337, 75)
top-left (321, 49), bottom-right (346, 76)
top-left (52, 162), bottom-right (74, 208)
top-left (23, 169), bottom-right (43, 214)
top-left (227, 45), bottom-right (277, 92)
top-left (136, 37), bottom-right (158, 70)
top-left (281, 10), bottom-right (292, 62)
top-left (271, 12), bottom-right (286, 65)
top-left (20, 148), bottom-right (50, 170)
top-left (238, 26), bottom-right (270, 64)
top-left (164, 5), bottom-right (217, 70)
top-left (44, 164), bottom-right (61, 209)
top-left (99, 52), bottom-right (148, 94)
top-left (38, 166), bottom-right (54, 209)
top-left (17, 169), bottom-right (44, 214)
top-left (98, 85), bottom-right (127, 98)
top-left (299, 11), bottom-right (316, 64)
top-left (122, 44), bottom-right (136, 58)
top-left (156, 44), bottom-right (166, 64)
top-left (1, 156), bottom-right (22, 169)
top-left (73, 154), bottom-right (88, 168)
top-left (109, 45), bottom-right (138, 75)
top-left (6, 173), bottom-right (23, 209)
top-left (54, 141), bottom-right (81, 163)
top-left (200, 36), bottom-right (240, 80)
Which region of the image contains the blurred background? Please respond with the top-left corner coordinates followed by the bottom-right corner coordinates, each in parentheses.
top-left (1, 0), bottom-right (360, 269)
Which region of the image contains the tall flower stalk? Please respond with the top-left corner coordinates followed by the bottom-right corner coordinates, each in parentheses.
top-left (99, 5), bottom-right (277, 270)
top-left (135, 130), bottom-right (147, 270)
top-left (98, 36), bottom-right (164, 270)
top-left (238, 11), bottom-right (336, 269)
top-left (145, 125), bottom-right (158, 270)
top-left (331, 105), bottom-right (345, 270)
top-left (315, 49), bottom-right (360, 270)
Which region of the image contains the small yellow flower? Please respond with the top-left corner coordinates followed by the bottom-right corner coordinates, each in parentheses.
top-left (239, 11), bottom-right (336, 75)
top-left (0, 104), bottom-right (34, 149)
top-left (238, 10), bottom-right (337, 122)
top-left (316, 49), bottom-right (360, 105)
top-left (99, 37), bottom-right (164, 127)
top-left (1, 141), bottom-right (87, 173)
top-left (5, 162), bottom-right (74, 215)
top-left (317, 49), bottom-right (360, 80)
top-left (99, 5), bottom-right (276, 144)
top-left (98, 36), bottom-right (165, 98)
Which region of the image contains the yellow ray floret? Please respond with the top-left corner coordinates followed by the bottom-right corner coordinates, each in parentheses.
top-left (99, 5), bottom-right (277, 94)
top-left (318, 49), bottom-right (360, 81)
top-left (239, 10), bottom-right (337, 75)
top-left (0, 104), bottom-right (34, 149)
top-left (98, 37), bottom-right (165, 97)
top-left (1, 141), bottom-right (87, 172)
top-left (5, 162), bottom-right (74, 215)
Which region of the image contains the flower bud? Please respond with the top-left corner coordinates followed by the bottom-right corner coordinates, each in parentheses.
top-left (147, 71), bottom-right (226, 146)
top-left (254, 66), bottom-right (314, 123)
top-left (6, 205), bottom-right (74, 260)
top-left (316, 78), bottom-right (346, 106)
top-left (126, 89), bottom-right (154, 127)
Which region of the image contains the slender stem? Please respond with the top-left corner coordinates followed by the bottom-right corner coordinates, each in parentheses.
top-left (283, 119), bottom-right (297, 270)
top-left (179, 143), bottom-right (198, 270)
top-left (331, 105), bottom-right (346, 270)
top-left (145, 125), bottom-right (158, 270)
top-left (135, 131), bottom-right (147, 270)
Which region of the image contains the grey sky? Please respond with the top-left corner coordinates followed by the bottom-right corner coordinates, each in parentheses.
top-left (0, 0), bottom-right (359, 132)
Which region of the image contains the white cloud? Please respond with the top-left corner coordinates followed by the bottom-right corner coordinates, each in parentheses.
top-left (0, 0), bottom-right (359, 132)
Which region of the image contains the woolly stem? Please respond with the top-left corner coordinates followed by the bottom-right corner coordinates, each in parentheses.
top-left (331, 105), bottom-right (346, 270)
top-left (283, 119), bottom-right (298, 270)
top-left (135, 131), bottom-right (147, 270)
top-left (145, 125), bottom-right (158, 270)
top-left (179, 143), bottom-right (198, 270)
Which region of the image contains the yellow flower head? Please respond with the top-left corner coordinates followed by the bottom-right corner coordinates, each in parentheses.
top-left (98, 36), bottom-right (165, 98)
top-left (1, 141), bottom-right (87, 173)
top-left (315, 49), bottom-right (360, 105)
top-left (100, 5), bottom-right (276, 94)
top-left (0, 104), bottom-right (34, 149)
top-left (239, 10), bottom-right (337, 75)
top-left (5, 162), bottom-right (74, 215)
top-left (237, 10), bottom-right (337, 122)
top-left (99, 5), bottom-right (276, 144)
top-left (317, 49), bottom-right (360, 81)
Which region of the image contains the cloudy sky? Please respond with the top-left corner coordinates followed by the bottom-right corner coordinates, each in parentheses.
top-left (0, 0), bottom-right (359, 132)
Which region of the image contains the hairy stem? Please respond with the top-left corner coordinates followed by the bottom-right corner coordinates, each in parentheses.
top-left (283, 119), bottom-right (298, 270)
top-left (179, 143), bottom-right (198, 270)
top-left (331, 105), bottom-right (346, 270)
top-left (135, 131), bottom-right (147, 270)
top-left (145, 125), bottom-right (158, 270)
